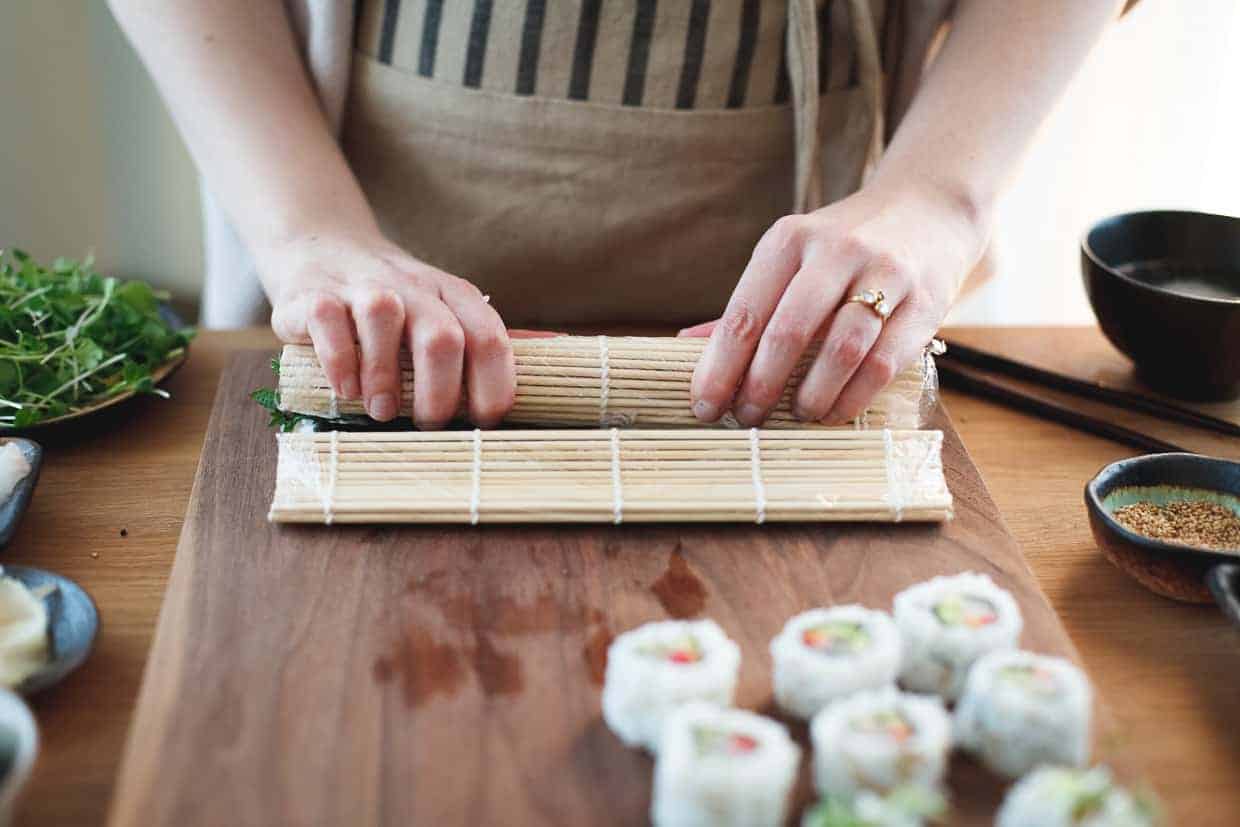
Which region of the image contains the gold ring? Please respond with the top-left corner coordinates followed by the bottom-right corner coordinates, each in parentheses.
top-left (846, 288), bottom-right (891, 321)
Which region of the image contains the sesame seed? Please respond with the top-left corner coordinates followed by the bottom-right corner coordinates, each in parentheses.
top-left (1113, 500), bottom-right (1240, 550)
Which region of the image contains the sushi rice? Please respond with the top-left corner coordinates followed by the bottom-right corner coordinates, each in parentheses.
top-left (996, 765), bottom-right (1161, 826)
top-left (770, 605), bottom-right (903, 720)
top-left (892, 572), bottom-right (1022, 700)
top-left (954, 649), bottom-right (1092, 778)
top-left (601, 619), bottom-right (740, 753)
top-left (652, 703), bottom-right (800, 827)
top-left (809, 687), bottom-right (952, 799)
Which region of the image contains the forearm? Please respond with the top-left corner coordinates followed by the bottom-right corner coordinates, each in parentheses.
top-left (869, 0), bottom-right (1126, 226)
top-left (108, 0), bottom-right (378, 293)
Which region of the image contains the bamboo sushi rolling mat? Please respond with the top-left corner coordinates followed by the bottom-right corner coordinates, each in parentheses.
top-left (268, 429), bottom-right (953, 525)
top-left (277, 337), bottom-right (933, 429)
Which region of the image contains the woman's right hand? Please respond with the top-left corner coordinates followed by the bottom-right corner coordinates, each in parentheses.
top-left (262, 232), bottom-right (516, 427)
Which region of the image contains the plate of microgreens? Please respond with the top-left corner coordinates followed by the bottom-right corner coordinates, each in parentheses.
top-left (0, 250), bottom-right (194, 430)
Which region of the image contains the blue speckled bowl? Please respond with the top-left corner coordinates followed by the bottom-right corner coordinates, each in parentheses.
top-left (2, 566), bottom-right (98, 696)
top-left (0, 441), bottom-right (41, 551)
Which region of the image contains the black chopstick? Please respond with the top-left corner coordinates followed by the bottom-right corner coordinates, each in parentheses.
top-left (936, 361), bottom-right (1188, 455)
top-left (939, 340), bottom-right (1240, 439)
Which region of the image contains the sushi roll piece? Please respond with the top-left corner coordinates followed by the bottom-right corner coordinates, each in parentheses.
top-left (809, 687), bottom-right (951, 799)
top-left (770, 605), bottom-right (902, 719)
top-left (652, 703), bottom-right (800, 827)
top-left (954, 649), bottom-right (1092, 778)
top-left (996, 766), bottom-right (1161, 827)
top-left (601, 619), bottom-right (740, 752)
top-left (892, 571), bottom-right (1022, 700)
top-left (801, 786), bottom-right (946, 827)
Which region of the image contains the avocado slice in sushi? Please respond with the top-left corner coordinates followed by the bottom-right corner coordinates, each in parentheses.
top-left (691, 725), bottom-right (761, 758)
top-left (637, 635), bottom-right (703, 664)
top-left (997, 663), bottom-right (1062, 696)
top-left (850, 710), bottom-right (916, 744)
top-left (932, 594), bottom-right (998, 628)
top-left (802, 621), bottom-right (871, 655)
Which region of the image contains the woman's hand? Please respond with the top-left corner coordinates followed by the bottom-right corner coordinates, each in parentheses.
top-left (263, 232), bottom-right (516, 427)
top-left (685, 182), bottom-right (989, 426)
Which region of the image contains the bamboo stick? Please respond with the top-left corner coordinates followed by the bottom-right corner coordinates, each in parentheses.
top-left (276, 337), bottom-right (935, 429)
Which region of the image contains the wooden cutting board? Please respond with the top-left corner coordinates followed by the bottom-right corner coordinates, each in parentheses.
top-left (109, 351), bottom-right (1136, 826)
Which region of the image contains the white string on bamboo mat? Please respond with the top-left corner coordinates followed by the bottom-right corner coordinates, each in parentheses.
top-left (597, 335), bottom-right (611, 426)
top-left (469, 428), bottom-right (483, 526)
top-left (323, 430), bottom-right (339, 525)
top-left (748, 427), bottom-right (767, 525)
top-left (609, 427), bottom-right (623, 525)
top-left (882, 428), bottom-right (903, 523)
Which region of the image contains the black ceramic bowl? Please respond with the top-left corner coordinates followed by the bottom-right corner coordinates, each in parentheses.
top-left (1082, 210), bottom-right (1240, 400)
top-left (1085, 452), bottom-right (1240, 628)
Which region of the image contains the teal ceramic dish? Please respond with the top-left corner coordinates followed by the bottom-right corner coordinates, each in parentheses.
top-left (1085, 453), bottom-right (1240, 628)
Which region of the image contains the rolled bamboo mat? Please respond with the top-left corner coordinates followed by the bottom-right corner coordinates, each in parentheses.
top-left (268, 429), bottom-right (953, 525)
top-left (276, 337), bottom-right (935, 429)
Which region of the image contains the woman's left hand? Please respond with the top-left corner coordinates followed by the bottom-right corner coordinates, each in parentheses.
top-left (684, 181), bottom-right (989, 426)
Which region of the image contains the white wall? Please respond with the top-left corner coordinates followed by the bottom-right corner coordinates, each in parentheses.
top-left (0, 2), bottom-right (201, 308)
top-left (950, 0), bottom-right (1240, 324)
top-left (0, 2), bottom-right (1236, 325)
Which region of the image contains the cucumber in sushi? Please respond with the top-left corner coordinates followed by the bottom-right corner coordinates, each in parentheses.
top-left (954, 649), bottom-right (1093, 778)
top-left (601, 619), bottom-right (740, 753)
top-left (996, 766), bottom-right (1161, 826)
top-left (652, 703), bottom-right (800, 827)
top-left (770, 605), bottom-right (903, 719)
top-left (892, 572), bottom-right (1022, 701)
top-left (809, 687), bottom-right (951, 800)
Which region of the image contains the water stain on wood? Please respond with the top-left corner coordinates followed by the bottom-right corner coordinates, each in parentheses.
top-left (374, 625), bottom-right (467, 709)
top-left (472, 633), bottom-right (524, 696)
top-left (408, 574), bottom-right (592, 636)
top-left (582, 625), bottom-right (614, 686)
top-left (651, 550), bottom-right (707, 618)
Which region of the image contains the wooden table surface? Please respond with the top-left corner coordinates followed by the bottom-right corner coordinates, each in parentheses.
top-left (6, 326), bottom-right (1239, 826)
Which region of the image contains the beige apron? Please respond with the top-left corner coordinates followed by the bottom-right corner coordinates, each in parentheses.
top-left (342, 0), bottom-right (884, 327)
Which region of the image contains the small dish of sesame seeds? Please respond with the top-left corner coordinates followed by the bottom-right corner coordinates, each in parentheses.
top-left (1085, 452), bottom-right (1240, 629)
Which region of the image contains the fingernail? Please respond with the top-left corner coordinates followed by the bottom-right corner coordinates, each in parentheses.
top-left (367, 393), bottom-right (396, 421)
top-left (692, 400), bottom-right (720, 422)
top-left (418, 422), bottom-right (444, 431)
top-left (341, 377), bottom-right (361, 400)
top-left (735, 403), bottom-right (765, 426)
top-left (792, 405), bottom-right (816, 422)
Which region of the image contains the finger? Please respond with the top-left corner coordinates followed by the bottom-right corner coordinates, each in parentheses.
top-left (405, 295), bottom-right (466, 428)
top-left (793, 260), bottom-right (913, 422)
top-left (730, 250), bottom-right (864, 425)
top-left (439, 279), bottom-right (515, 427)
top-left (305, 294), bottom-right (360, 400)
top-left (350, 289), bottom-right (406, 421)
top-left (690, 215), bottom-right (808, 422)
top-left (677, 320), bottom-right (718, 338)
top-left (825, 302), bottom-right (931, 425)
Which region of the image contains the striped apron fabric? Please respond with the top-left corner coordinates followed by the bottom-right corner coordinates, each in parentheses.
top-left (354, 0), bottom-right (884, 110)
top-left (343, 0), bottom-right (888, 326)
